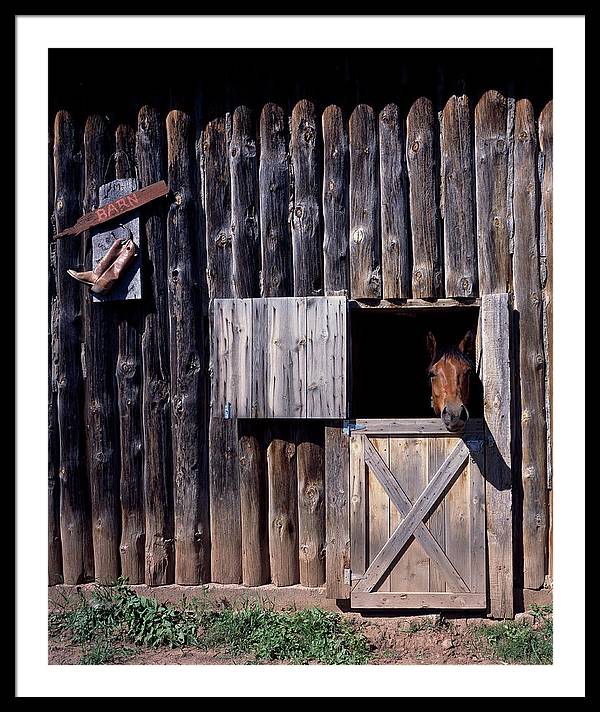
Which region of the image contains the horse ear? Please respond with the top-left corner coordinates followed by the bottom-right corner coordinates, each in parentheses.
top-left (458, 330), bottom-right (475, 356)
top-left (426, 331), bottom-right (437, 359)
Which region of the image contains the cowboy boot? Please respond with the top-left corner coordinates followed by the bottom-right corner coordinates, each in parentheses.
top-left (91, 238), bottom-right (137, 294)
top-left (66, 235), bottom-right (125, 286)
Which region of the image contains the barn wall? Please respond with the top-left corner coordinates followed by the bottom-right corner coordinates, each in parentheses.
top-left (48, 92), bottom-right (553, 593)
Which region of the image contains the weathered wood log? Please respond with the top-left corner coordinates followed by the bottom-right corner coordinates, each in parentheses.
top-left (406, 97), bottom-right (442, 298)
top-left (166, 110), bottom-right (210, 584)
top-left (48, 123), bottom-right (62, 585)
top-left (513, 99), bottom-right (547, 590)
top-left (475, 90), bottom-right (513, 295)
top-left (230, 106), bottom-right (260, 298)
top-left (114, 124), bottom-right (145, 584)
top-left (322, 106), bottom-right (349, 296)
top-left (259, 103), bottom-right (292, 297)
top-left (349, 104), bottom-right (381, 299)
top-left (238, 420), bottom-right (270, 586)
top-left (204, 117), bottom-right (234, 299)
top-left (325, 425), bottom-right (350, 599)
top-left (136, 106), bottom-right (174, 585)
top-left (267, 423), bottom-right (300, 586)
top-left (440, 95), bottom-right (477, 297)
top-left (291, 100), bottom-right (323, 297)
top-left (538, 100), bottom-right (553, 577)
top-left (296, 424), bottom-right (325, 586)
top-left (55, 111), bottom-right (94, 585)
top-left (480, 293), bottom-right (514, 618)
top-left (209, 416), bottom-right (242, 582)
top-left (82, 115), bottom-right (121, 582)
top-left (379, 103), bottom-right (410, 299)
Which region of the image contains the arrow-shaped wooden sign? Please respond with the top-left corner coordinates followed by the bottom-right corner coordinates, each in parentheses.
top-left (54, 180), bottom-right (169, 239)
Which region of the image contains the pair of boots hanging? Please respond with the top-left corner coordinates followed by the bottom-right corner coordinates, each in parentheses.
top-left (66, 178), bottom-right (144, 302)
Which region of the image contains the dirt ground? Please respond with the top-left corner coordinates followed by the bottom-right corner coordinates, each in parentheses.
top-left (48, 612), bottom-right (497, 666)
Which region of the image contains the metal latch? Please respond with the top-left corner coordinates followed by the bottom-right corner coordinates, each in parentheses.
top-left (224, 402), bottom-right (233, 419)
top-left (342, 419), bottom-right (367, 436)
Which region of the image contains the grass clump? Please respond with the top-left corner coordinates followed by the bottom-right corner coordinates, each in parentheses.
top-left (473, 607), bottom-right (553, 665)
top-left (49, 578), bottom-right (371, 665)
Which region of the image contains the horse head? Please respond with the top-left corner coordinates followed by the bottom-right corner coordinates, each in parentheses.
top-left (427, 330), bottom-right (475, 433)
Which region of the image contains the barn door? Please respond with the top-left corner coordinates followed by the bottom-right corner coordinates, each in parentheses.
top-left (349, 423), bottom-right (486, 609)
top-left (211, 296), bottom-right (347, 418)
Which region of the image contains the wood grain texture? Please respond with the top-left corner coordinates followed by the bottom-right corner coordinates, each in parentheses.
top-left (481, 292), bottom-right (513, 618)
top-left (306, 296), bottom-right (347, 418)
top-left (379, 104), bottom-right (410, 299)
top-left (350, 431), bottom-right (367, 578)
top-left (82, 115), bottom-right (121, 582)
top-left (427, 438), bottom-right (448, 592)
top-left (539, 100), bottom-right (553, 577)
top-left (230, 106), bottom-right (260, 298)
top-left (296, 424), bottom-right (325, 586)
top-left (325, 425), bottom-right (350, 599)
top-left (322, 105), bottom-right (349, 296)
top-left (209, 416), bottom-right (242, 583)
top-left (440, 95), bottom-right (478, 297)
top-left (291, 100), bottom-right (323, 296)
top-left (267, 424), bottom-right (300, 586)
top-left (204, 117), bottom-right (234, 299)
top-left (349, 104), bottom-right (381, 299)
top-left (259, 104), bottom-right (292, 297)
top-left (368, 438), bottom-right (390, 591)
top-left (266, 297), bottom-right (306, 417)
top-left (512, 100), bottom-right (547, 590)
top-left (351, 592), bottom-right (486, 609)
top-left (475, 90), bottom-right (512, 295)
top-left (389, 437), bottom-right (429, 592)
top-left (238, 420), bottom-right (270, 586)
top-left (136, 106), bottom-right (174, 585)
top-left (211, 298), bottom-right (253, 418)
top-left (48, 123), bottom-right (63, 584)
top-left (115, 124), bottom-right (145, 584)
top-left (406, 97), bottom-right (442, 298)
top-left (445, 458), bottom-right (470, 590)
top-left (166, 110), bottom-right (210, 584)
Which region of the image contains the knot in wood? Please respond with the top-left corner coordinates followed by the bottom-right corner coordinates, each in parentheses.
top-left (412, 141), bottom-right (420, 152)
top-left (352, 228), bottom-right (364, 244)
top-left (303, 127), bottom-right (315, 144)
top-left (120, 361), bottom-right (135, 377)
top-left (493, 216), bottom-right (501, 227)
top-left (519, 130), bottom-right (528, 140)
top-left (174, 192), bottom-right (183, 205)
top-left (414, 269), bottom-right (423, 282)
top-left (496, 138), bottom-right (505, 151)
top-left (230, 146), bottom-right (237, 158)
top-left (285, 442), bottom-right (296, 459)
top-left (56, 198), bottom-right (64, 212)
top-left (363, 146), bottom-right (370, 155)
top-left (295, 206), bottom-right (303, 217)
top-left (461, 277), bottom-right (471, 292)
top-left (216, 232), bottom-right (231, 248)
top-left (328, 179), bottom-right (335, 192)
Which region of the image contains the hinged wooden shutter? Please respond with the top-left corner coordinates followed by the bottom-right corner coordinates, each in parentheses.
top-left (211, 296), bottom-right (347, 419)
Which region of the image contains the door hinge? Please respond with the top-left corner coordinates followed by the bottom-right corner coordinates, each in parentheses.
top-left (342, 420), bottom-right (366, 436)
top-left (224, 402), bottom-right (233, 419)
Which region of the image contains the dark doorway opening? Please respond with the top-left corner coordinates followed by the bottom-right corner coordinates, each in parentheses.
top-left (349, 307), bottom-right (483, 419)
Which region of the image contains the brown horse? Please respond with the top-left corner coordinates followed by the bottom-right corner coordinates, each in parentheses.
top-left (427, 330), bottom-right (476, 432)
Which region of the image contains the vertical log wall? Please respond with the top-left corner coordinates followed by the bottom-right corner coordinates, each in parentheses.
top-left (49, 90), bottom-right (552, 599)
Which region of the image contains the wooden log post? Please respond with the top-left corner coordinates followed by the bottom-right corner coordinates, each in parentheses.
top-left (259, 103), bottom-right (292, 297)
top-left (238, 420), bottom-right (270, 586)
top-left (480, 292), bottom-right (514, 618)
top-left (406, 97), bottom-right (443, 298)
top-left (440, 95), bottom-right (478, 297)
top-left (54, 111), bottom-right (94, 584)
top-left (296, 426), bottom-right (325, 586)
top-left (205, 114), bottom-right (242, 583)
top-left (322, 105), bottom-right (349, 296)
top-left (48, 123), bottom-right (62, 585)
top-left (82, 115), bottom-right (121, 582)
top-left (379, 103), bottom-right (411, 299)
top-left (349, 104), bottom-right (381, 299)
top-left (475, 90), bottom-right (513, 295)
top-left (230, 106), bottom-right (260, 299)
top-left (136, 106), bottom-right (174, 585)
top-left (325, 425), bottom-right (350, 599)
top-left (114, 124), bottom-right (145, 584)
top-left (513, 100), bottom-right (548, 590)
top-left (538, 101), bottom-right (553, 579)
top-left (166, 110), bottom-right (210, 584)
top-left (291, 100), bottom-right (323, 297)
top-left (267, 423), bottom-right (300, 586)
